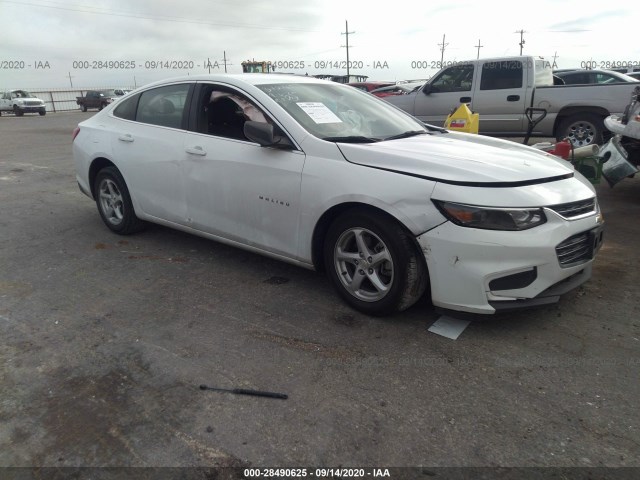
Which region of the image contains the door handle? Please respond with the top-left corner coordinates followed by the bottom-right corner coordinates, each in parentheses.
top-left (118, 134), bottom-right (134, 142)
top-left (507, 95), bottom-right (520, 101)
top-left (185, 146), bottom-right (207, 156)
top-left (459, 97), bottom-right (472, 103)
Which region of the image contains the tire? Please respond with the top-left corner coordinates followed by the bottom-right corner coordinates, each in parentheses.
top-left (82, 104), bottom-right (88, 112)
top-left (13, 105), bottom-right (24, 117)
top-left (556, 113), bottom-right (604, 147)
top-left (39, 111), bottom-right (46, 116)
top-left (99, 103), bottom-right (105, 111)
top-left (323, 209), bottom-right (428, 316)
top-left (94, 166), bottom-right (145, 235)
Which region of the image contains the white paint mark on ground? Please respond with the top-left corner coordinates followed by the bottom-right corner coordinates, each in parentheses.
top-left (428, 316), bottom-right (470, 340)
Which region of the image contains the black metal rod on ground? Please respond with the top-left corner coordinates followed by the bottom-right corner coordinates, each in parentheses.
top-left (199, 384), bottom-right (288, 400)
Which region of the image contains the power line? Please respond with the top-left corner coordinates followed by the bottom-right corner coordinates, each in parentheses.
top-left (0, 0), bottom-right (323, 32)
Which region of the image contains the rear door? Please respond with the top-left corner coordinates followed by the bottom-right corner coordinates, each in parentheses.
top-left (110, 83), bottom-right (192, 224)
top-left (470, 59), bottom-right (526, 134)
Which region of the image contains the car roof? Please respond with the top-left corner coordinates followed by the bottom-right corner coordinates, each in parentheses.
top-left (348, 81), bottom-right (394, 86)
top-left (556, 69), bottom-right (628, 76)
top-left (139, 73), bottom-right (334, 90)
top-left (555, 69), bottom-right (639, 82)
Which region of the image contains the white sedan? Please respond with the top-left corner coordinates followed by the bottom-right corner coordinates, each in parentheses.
top-left (73, 74), bottom-right (604, 316)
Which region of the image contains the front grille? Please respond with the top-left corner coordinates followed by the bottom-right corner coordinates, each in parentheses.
top-left (24, 101), bottom-right (41, 106)
top-left (556, 232), bottom-right (591, 267)
top-left (548, 198), bottom-right (596, 219)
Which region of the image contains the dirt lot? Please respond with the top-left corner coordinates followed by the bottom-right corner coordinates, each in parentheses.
top-left (1, 112), bottom-right (639, 472)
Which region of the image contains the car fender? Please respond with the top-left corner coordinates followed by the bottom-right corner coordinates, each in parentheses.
top-left (298, 155), bottom-right (444, 263)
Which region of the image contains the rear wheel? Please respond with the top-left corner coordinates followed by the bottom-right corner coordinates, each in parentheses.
top-left (39, 111), bottom-right (46, 116)
top-left (94, 166), bottom-right (145, 234)
top-left (323, 210), bottom-right (427, 316)
top-left (556, 113), bottom-right (604, 147)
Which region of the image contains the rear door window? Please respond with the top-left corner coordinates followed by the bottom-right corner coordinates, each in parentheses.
top-left (135, 84), bottom-right (191, 129)
top-left (480, 61), bottom-right (523, 90)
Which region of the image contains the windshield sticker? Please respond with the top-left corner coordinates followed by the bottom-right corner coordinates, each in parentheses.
top-left (296, 102), bottom-right (342, 124)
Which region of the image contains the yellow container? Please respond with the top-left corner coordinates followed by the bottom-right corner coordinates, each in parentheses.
top-left (444, 104), bottom-right (479, 134)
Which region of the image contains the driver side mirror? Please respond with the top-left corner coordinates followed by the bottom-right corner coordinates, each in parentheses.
top-left (422, 84), bottom-right (433, 95)
top-left (244, 121), bottom-right (294, 149)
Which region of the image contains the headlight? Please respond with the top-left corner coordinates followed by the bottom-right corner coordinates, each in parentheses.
top-left (433, 200), bottom-right (546, 231)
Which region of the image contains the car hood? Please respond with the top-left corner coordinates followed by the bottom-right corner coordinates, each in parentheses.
top-left (336, 133), bottom-right (574, 186)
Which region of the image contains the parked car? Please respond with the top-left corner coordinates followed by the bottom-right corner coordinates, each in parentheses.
top-left (385, 56), bottom-right (640, 147)
top-left (628, 72), bottom-right (640, 81)
top-left (347, 81), bottom-right (395, 93)
top-left (76, 90), bottom-right (117, 112)
top-left (0, 89), bottom-right (46, 116)
top-left (554, 69), bottom-right (639, 85)
top-left (370, 82), bottom-right (424, 98)
top-left (73, 74), bottom-right (604, 316)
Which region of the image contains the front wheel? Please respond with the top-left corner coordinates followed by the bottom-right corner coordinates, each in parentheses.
top-left (13, 105), bottom-right (24, 117)
top-left (94, 166), bottom-right (145, 234)
top-left (82, 104), bottom-right (88, 112)
top-left (323, 210), bottom-right (427, 316)
top-left (39, 111), bottom-right (46, 116)
top-left (556, 113), bottom-right (604, 147)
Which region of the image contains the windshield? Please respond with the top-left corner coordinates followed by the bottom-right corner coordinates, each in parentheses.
top-left (11, 90), bottom-right (33, 98)
top-left (257, 82), bottom-right (426, 141)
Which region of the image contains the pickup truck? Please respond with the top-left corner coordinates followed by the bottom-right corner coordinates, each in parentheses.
top-left (384, 56), bottom-right (640, 147)
top-left (76, 90), bottom-right (117, 112)
top-left (0, 90), bottom-right (46, 116)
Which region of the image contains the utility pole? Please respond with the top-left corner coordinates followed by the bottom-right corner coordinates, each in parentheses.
top-left (341, 20), bottom-right (355, 80)
top-left (551, 51), bottom-right (559, 69)
top-left (67, 72), bottom-right (74, 88)
top-left (475, 39), bottom-right (484, 59)
top-left (438, 34), bottom-right (448, 67)
top-left (220, 51), bottom-right (231, 73)
top-left (515, 29), bottom-right (526, 55)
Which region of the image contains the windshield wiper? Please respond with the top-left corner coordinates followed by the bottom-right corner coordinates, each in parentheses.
top-left (323, 136), bottom-right (380, 143)
top-left (382, 130), bottom-right (429, 141)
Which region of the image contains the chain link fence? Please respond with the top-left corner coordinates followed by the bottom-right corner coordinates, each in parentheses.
top-left (27, 87), bottom-right (135, 113)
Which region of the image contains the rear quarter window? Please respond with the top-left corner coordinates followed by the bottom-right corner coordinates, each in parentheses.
top-left (113, 94), bottom-right (140, 121)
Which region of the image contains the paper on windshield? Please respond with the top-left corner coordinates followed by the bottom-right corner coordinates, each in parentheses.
top-left (296, 102), bottom-right (342, 124)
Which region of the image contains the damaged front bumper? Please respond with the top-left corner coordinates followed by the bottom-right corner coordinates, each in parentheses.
top-left (417, 209), bottom-right (604, 315)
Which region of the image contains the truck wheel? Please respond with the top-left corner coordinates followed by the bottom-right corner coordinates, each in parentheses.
top-left (94, 166), bottom-right (145, 235)
top-left (39, 111), bottom-right (46, 116)
top-left (13, 105), bottom-right (24, 116)
top-left (82, 104), bottom-right (88, 112)
top-left (323, 209), bottom-right (427, 316)
top-left (557, 113), bottom-right (604, 147)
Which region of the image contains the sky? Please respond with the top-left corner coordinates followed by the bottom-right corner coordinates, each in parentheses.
top-left (1, 0), bottom-right (639, 89)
